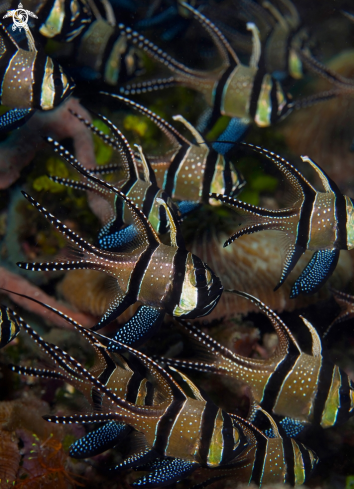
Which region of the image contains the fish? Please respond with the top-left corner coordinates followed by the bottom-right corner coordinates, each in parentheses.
top-left (159, 290), bottom-right (354, 430)
top-left (0, 22), bottom-right (75, 111)
top-left (16, 163), bottom-right (223, 346)
top-left (209, 0), bottom-right (308, 81)
top-left (48, 113), bottom-right (181, 241)
top-left (0, 305), bottom-right (21, 348)
top-left (98, 93), bottom-right (245, 206)
top-left (6, 303), bottom-right (248, 485)
top-left (116, 2), bottom-right (295, 148)
top-left (1, 298), bottom-right (318, 486)
top-left (211, 143), bottom-right (354, 298)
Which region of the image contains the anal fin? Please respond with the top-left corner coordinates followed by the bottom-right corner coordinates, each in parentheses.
top-left (69, 421), bottom-right (131, 459)
top-left (133, 458), bottom-right (198, 487)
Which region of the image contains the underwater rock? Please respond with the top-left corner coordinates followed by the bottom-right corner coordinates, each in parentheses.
top-left (281, 49), bottom-right (354, 192)
top-left (0, 98), bottom-right (96, 190)
top-left (189, 229), bottom-right (353, 318)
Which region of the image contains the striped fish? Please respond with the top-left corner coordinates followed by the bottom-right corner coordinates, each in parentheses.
top-left (0, 305), bottom-right (20, 348)
top-left (211, 143), bottom-right (354, 298)
top-left (6, 300), bottom-right (318, 487)
top-left (16, 164), bottom-right (223, 345)
top-left (117, 2), bottom-right (293, 135)
top-left (9, 306), bottom-right (247, 481)
top-left (98, 94), bottom-right (245, 205)
top-left (186, 407), bottom-right (318, 488)
top-left (48, 113), bottom-right (181, 239)
top-left (0, 22), bottom-right (75, 111)
top-left (212, 0), bottom-right (307, 81)
top-left (160, 290), bottom-right (354, 430)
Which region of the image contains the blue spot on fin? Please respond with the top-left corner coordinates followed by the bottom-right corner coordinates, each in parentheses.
top-left (212, 118), bottom-right (250, 155)
top-left (69, 421), bottom-right (130, 459)
top-left (177, 201), bottom-right (200, 217)
top-left (291, 249), bottom-right (340, 298)
top-left (98, 224), bottom-right (139, 252)
top-left (132, 458), bottom-right (197, 487)
top-left (107, 306), bottom-right (165, 351)
top-left (0, 108), bottom-right (34, 133)
top-left (279, 417), bottom-right (306, 437)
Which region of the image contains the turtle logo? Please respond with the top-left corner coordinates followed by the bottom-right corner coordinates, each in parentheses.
top-left (3, 2), bottom-right (38, 32)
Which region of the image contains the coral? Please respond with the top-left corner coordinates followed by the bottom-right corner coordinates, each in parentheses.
top-left (0, 267), bottom-right (95, 329)
top-left (0, 98), bottom-right (96, 190)
top-left (281, 49), bottom-right (354, 192)
top-left (0, 430), bottom-right (21, 489)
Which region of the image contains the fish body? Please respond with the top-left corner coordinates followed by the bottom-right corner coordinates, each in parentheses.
top-left (212, 144), bottom-right (354, 297)
top-left (0, 305), bottom-right (21, 348)
top-left (118, 3), bottom-right (292, 135)
top-left (98, 94), bottom-right (245, 205)
top-left (161, 291), bottom-right (354, 429)
top-left (17, 153), bottom-right (222, 342)
top-left (0, 22), bottom-right (75, 110)
top-left (2, 298), bottom-right (317, 486)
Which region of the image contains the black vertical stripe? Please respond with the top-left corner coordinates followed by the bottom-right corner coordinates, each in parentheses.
top-left (249, 68), bottom-right (266, 120)
top-left (250, 434), bottom-right (267, 485)
top-left (154, 399), bottom-right (185, 454)
top-left (297, 442), bottom-right (313, 483)
top-left (202, 150), bottom-right (219, 204)
top-left (221, 411), bottom-right (237, 464)
top-left (164, 145), bottom-right (190, 196)
top-left (165, 249), bottom-right (188, 314)
top-left (142, 186), bottom-right (159, 222)
top-left (270, 79), bottom-right (279, 124)
top-left (198, 402), bottom-right (219, 464)
top-left (126, 372), bottom-right (145, 403)
top-left (209, 64), bottom-right (235, 126)
top-left (127, 241), bottom-right (160, 300)
top-left (283, 436), bottom-right (295, 486)
top-left (295, 189), bottom-right (316, 249)
top-left (32, 51), bottom-right (46, 109)
top-left (260, 350), bottom-right (299, 413)
top-left (336, 369), bottom-right (352, 425)
top-left (312, 359), bottom-right (334, 426)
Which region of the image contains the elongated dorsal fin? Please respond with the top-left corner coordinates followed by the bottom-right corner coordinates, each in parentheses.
top-left (301, 156), bottom-right (340, 194)
top-left (47, 138), bottom-right (161, 247)
top-left (256, 405), bottom-right (281, 438)
top-left (69, 109), bottom-right (140, 182)
top-left (246, 22), bottom-right (261, 68)
top-left (172, 115), bottom-right (205, 145)
top-left (169, 366), bottom-right (206, 401)
top-left (180, 2), bottom-right (240, 66)
top-left (135, 144), bottom-right (155, 184)
top-left (156, 198), bottom-right (185, 248)
top-left (299, 316), bottom-right (322, 357)
top-left (226, 290), bottom-right (302, 356)
top-left (100, 93), bottom-right (190, 147)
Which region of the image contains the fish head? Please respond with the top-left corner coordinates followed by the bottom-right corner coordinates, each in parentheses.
top-left (40, 57), bottom-right (75, 110)
top-left (172, 253), bottom-right (223, 319)
top-left (345, 196), bottom-right (354, 249)
top-left (209, 154), bottom-right (244, 202)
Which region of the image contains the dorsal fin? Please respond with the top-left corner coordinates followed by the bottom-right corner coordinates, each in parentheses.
top-left (47, 138), bottom-right (161, 247)
top-left (169, 366), bottom-right (206, 401)
top-left (180, 2), bottom-right (239, 66)
top-left (226, 290), bottom-right (302, 356)
top-left (299, 316), bottom-right (322, 357)
top-left (135, 144), bottom-right (156, 184)
top-left (300, 156), bottom-right (341, 194)
top-left (246, 22), bottom-right (261, 69)
top-left (262, 1), bottom-right (289, 29)
top-left (240, 143), bottom-right (317, 197)
top-left (91, 330), bottom-right (187, 402)
top-left (172, 115), bottom-right (206, 146)
top-left (255, 406), bottom-right (281, 438)
top-left (100, 93), bottom-right (190, 147)
top-left (0, 23), bottom-right (19, 51)
top-left (69, 110), bottom-right (140, 182)
top-left (156, 198), bottom-right (184, 248)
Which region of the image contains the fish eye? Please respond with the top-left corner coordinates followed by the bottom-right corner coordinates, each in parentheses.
top-left (189, 268), bottom-right (212, 287)
top-left (53, 77), bottom-right (62, 88)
